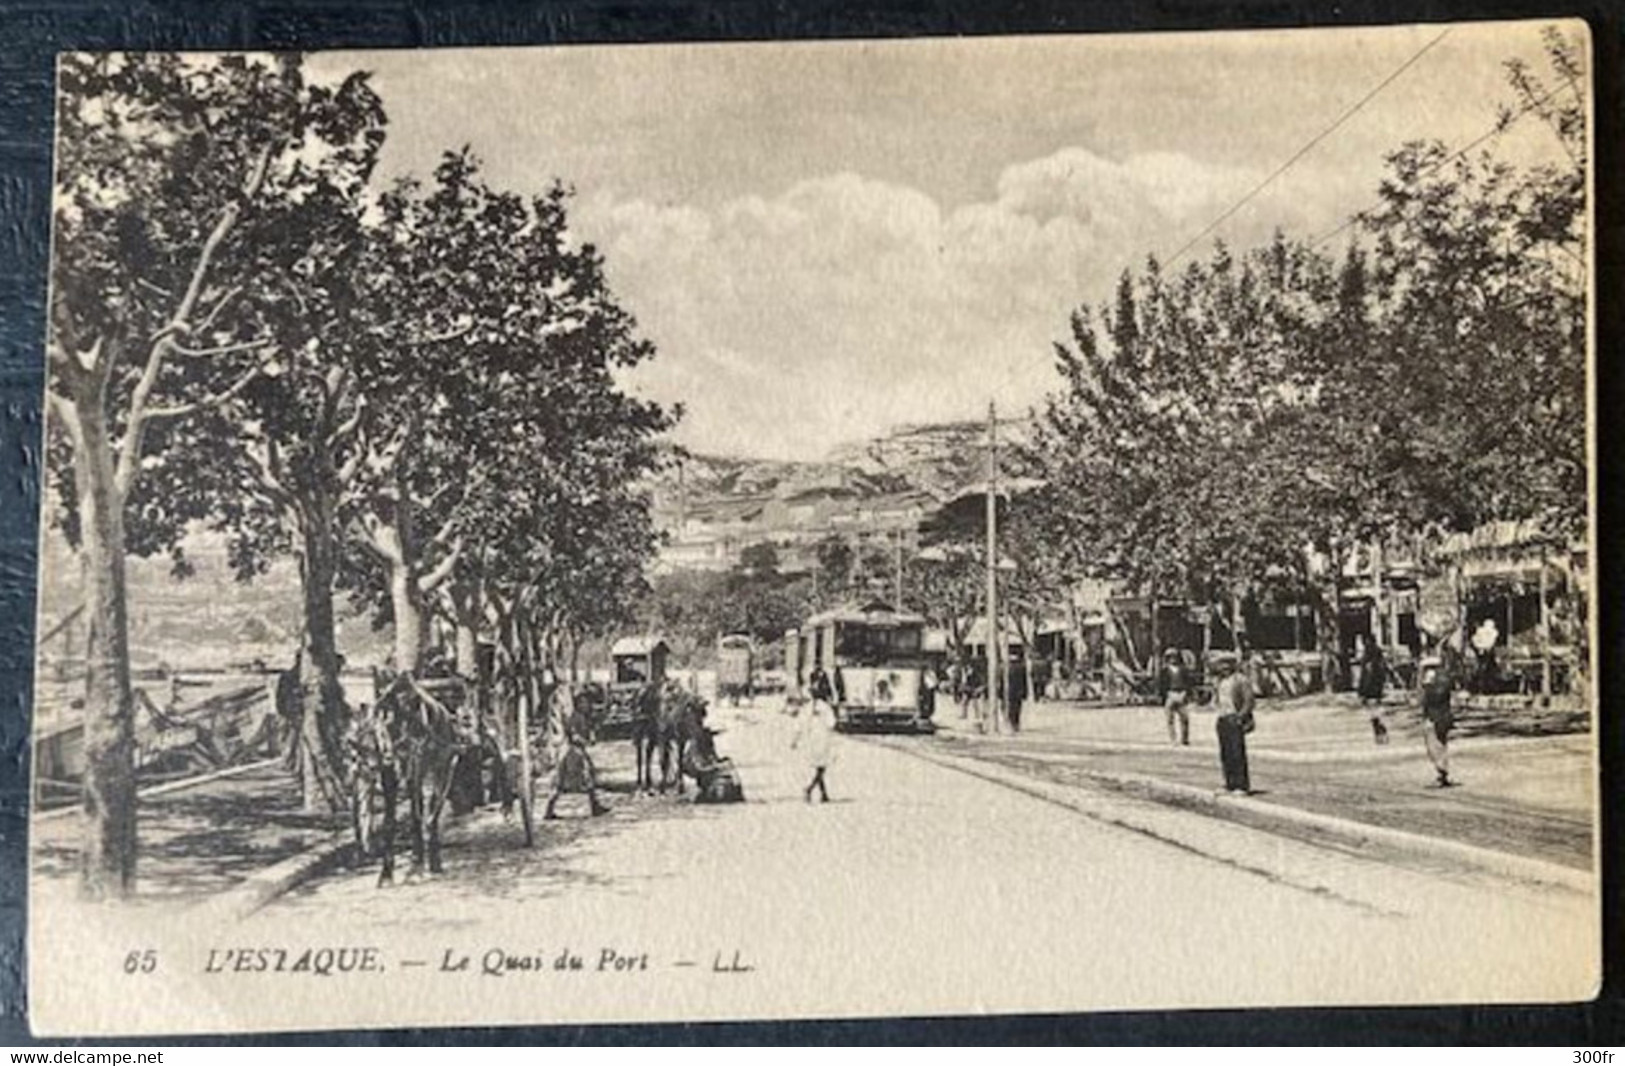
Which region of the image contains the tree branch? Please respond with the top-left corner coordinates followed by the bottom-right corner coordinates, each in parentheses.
top-left (374, 320), bottom-right (475, 348)
top-left (243, 440), bottom-right (294, 510)
top-left (46, 336), bottom-right (93, 389)
top-left (336, 446), bottom-right (366, 488)
top-left (418, 536), bottom-right (465, 594)
top-left (143, 348), bottom-right (275, 422)
top-left (171, 144), bottom-right (274, 333)
top-left (420, 478), bottom-right (462, 514)
top-left (424, 511), bottom-right (462, 555)
top-left (168, 336), bottom-right (272, 360)
top-left (194, 285), bottom-right (245, 336)
top-left (118, 142), bottom-right (277, 498)
top-left (351, 513), bottom-right (404, 565)
top-left (45, 388), bottom-right (82, 440)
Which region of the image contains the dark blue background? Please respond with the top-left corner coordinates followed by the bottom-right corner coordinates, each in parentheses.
top-left (0, 0), bottom-right (1620, 1045)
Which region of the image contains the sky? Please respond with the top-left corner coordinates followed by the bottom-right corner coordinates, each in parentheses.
top-left (312, 20), bottom-right (1583, 461)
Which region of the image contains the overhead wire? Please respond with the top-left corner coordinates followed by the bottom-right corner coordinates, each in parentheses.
top-left (1310, 75), bottom-right (1585, 250)
top-left (1164, 27), bottom-right (1452, 268)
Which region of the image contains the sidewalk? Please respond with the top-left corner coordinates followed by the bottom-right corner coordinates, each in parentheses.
top-left (31, 760), bottom-right (349, 907)
top-left (929, 693), bottom-right (1594, 871)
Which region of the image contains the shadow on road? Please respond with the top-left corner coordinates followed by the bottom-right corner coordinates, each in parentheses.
top-left (32, 768), bottom-right (344, 904)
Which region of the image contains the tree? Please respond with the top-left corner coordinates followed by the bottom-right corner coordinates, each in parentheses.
top-left (812, 534), bottom-right (853, 599)
top-left (1031, 237), bottom-right (1357, 657)
top-left (903, 547), bottom-right (980, 665)
top-left (325, 150), bottom-right (673, 705)
top-left (738, 541), bottom-right (781, 579)
top-left (211, 98), bottom-right (389, 813)
top-left (1029, 25), bottom-right (1589, 682)
top-left (46, 53), bottom-right (383, 896)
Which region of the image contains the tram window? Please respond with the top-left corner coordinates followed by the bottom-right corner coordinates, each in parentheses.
top-left (892, 628), bottom-right (922, 654)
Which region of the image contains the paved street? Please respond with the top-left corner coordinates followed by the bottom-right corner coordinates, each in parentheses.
top-left (917, 695), bottom-right (1595, 869)
top-left (28, 693), bottom-right (1598, 1034)
top-left (194, 693), bottom-right (1593, 1030)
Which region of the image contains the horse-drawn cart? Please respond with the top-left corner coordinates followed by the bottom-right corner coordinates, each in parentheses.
top-left (597, 636), bottom-right (669, 740)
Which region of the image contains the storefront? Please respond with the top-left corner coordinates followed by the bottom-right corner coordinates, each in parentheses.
top-left (1437, 521), bottom-right (1587, 700)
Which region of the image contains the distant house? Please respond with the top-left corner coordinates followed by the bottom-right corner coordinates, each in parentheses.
top-left (654, 534), bottom-right (732, 574)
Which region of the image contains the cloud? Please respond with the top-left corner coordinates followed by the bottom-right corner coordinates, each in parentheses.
top-left (576, 147), bottom-right (1270, 461)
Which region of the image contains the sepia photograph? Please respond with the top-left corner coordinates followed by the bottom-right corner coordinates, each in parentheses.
top-left (25, 19), bottom-right (1597, 1036)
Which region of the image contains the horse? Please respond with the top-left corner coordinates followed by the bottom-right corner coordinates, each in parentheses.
top-left (362, 672), bottom-right (477, 885)
top-left (630, 681), bottom-right (664, 794)
top-left (633, 681), bottom-right (707, 795)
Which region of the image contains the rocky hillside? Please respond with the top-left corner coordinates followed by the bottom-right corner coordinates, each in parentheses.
top-left (656, 416), bottom-right (1034, 511)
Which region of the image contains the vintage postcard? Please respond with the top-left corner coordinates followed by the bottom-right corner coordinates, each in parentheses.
top-left (29, 20), bottom-right (1597, 1036)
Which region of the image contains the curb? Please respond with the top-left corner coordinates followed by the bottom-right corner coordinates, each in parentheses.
top-left (1078, 767), bottom-right (1595, 896)
top-left (900, 742), bottom-right (1593, 897)
top-left (191, 831), bottom-right (355, 922)
top-left (934, 721), bottom-right (1587, 766)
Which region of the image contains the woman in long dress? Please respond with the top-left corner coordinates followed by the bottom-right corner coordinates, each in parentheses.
top-left (1359, 639), bottom-right (1388, 743)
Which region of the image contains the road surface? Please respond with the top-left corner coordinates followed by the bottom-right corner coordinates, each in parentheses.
top-left (172, 693), bottom-right (1595, 1032)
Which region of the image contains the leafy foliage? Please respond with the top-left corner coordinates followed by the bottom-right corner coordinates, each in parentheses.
top-left (1029, 31), bottom-right (1587, 612)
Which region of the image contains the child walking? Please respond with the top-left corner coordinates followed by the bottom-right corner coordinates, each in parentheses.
top-left (794, 668), bottom-right (837, 803)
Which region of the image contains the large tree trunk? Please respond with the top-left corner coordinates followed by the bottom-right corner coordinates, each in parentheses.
top-left (70, 395), bottom-right (138, 900)
top-left (452, 575), bottom-right (482, 681)
top-left (296, 500), bottom-right (349, 814)
top-left (389, 562), bottom-right (427, 675)
top-left (372, 489), bottom-right (429, 675)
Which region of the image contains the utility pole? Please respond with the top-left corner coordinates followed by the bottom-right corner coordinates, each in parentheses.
top-left (677, 456), bottom-right (687, 532)
top-left (893, 528), bottom-right (904, 607)
top-left (985, 401), bottom-right (1001, 734)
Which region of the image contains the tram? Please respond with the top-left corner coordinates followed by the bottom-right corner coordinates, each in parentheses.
top-left (717, 632), bottom-right (755, 705)
top-left (785, 599), bottom-right (938, 734)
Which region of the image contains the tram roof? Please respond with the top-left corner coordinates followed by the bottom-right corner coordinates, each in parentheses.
top-left (611, 635), bottom-right (669, 657)
top-left (803, 599), bottom-right (927, 629)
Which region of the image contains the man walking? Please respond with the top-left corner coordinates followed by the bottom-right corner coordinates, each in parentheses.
top-left (1419, 655), bottom-right (1456, 788)
top-left (1158, 647), bottom-right (1192, 746)
top-left (1211, 654), bottom-right (1255, 794)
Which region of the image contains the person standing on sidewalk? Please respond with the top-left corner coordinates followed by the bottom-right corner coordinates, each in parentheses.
top-left (1159, 647), bottom-right (1192, 746)
top-left (1006, 653), bottom-right (1028, 732)
top-left (808, 661), bottom-right (834, 709)
top-left (1359, 638), bottom-right (1389, 744)
top-left (1419, 655), bottom-right (1456, 788)
top-left (1211, 654), bottom-right (1255, 794)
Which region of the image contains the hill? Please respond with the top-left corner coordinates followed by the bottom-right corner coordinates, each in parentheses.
top-left (651, 416), bottom-right (1033, 572)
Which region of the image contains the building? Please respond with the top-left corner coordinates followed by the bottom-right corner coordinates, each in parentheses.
top-left (1434, 519), bottom-right (1587, 700)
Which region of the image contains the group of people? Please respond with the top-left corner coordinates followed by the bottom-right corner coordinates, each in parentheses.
top-left (1156, 649), bottom-right (1253, 792)
top-left (1352, 632), bottom-right (1458, 787)
top-left (945, 657), bottom-right (1034, 732)
top-left (1157, 641), bottom-right (1459, 794)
